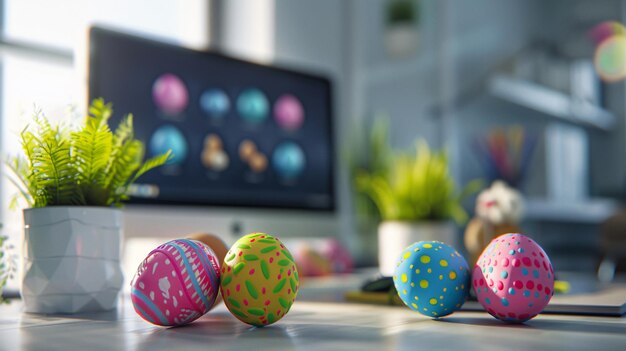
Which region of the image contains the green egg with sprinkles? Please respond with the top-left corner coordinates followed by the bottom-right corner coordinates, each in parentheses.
top-left (392, 241), bottom-right (470, 318)
top-left (220, 233), bottom-right (298, 326)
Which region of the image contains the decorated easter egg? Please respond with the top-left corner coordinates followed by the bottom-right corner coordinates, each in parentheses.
top-left (152, 73), bottom-right (189, 115)
top-left (131, 239), bottom-right (221, 326)
top-left (472, 233), bottom-right (554, 323)
top-left (221, 233), bottom-right (299, 326)
top-left (393, 241), bottom-right (471, 318)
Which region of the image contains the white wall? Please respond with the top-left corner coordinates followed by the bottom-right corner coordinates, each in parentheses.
top-left (215, 0), bottom-right (626, 268)
top-left (272, 0), bottom-right (359, 260)
top-left (265, 0), bottom-right (549, 264)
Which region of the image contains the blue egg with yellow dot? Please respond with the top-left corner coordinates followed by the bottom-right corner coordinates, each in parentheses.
top-left (393, 241), bottom-right (471, 318)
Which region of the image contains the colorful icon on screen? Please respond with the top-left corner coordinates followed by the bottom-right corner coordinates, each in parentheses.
top-left (239, 139), bottom-right (268, 173)
top-left (149, 125), bottom-right (188, 165)
top-left (201, 133), bottom-right (229, 172)
top-left (201, 89), bottom-right (230, 119)
top-left (152, 73), bottom-right (189, 115)
top-left (237, 88), bottom-right (269, 123)
top-left (272, 141), bottom-right (305, 179)
top-left (274, 94), bottom-right (304, 130)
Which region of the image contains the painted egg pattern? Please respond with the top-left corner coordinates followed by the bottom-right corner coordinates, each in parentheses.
top-left (393, 241), bottom-right (470, 318)
top-left (221, 233), bottom-right (299, 326)
top-left (131, 239), bottom-right (221, 326)
top-left (472, 233), bottom-right (554, 323)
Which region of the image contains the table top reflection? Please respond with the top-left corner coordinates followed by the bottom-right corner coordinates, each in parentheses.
top-left (1, 292), bottom-right (626, 351)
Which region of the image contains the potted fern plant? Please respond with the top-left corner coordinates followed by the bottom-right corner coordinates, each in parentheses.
top-left (5, 99), bottom-right (170, 314)
top-left (355, 123), bottom-right (481, 276)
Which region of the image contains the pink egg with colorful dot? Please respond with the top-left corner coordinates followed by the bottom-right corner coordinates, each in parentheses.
top-left (472, 233), bottom-right (554, 323)
top-left (130, 239), bottom-right (221, 327)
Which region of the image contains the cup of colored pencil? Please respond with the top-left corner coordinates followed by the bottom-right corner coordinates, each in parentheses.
top-left (472, 125), bottom-right (537, 189)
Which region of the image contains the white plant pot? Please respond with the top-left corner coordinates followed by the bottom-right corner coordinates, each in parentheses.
top-left (385, 23), bottom-right (418, 58)
top-left (378, 221), bottom-right (456, 276)
top-left (22, 207), bottom-right (123, 314)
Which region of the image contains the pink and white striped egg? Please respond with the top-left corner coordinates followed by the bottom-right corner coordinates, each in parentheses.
top-left (130, 239), bottom-right (221, 326)
top-left (472, 233), bottom-right (554, 323)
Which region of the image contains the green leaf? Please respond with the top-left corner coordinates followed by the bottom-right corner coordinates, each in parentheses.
top-left (281, 249), bottom-right (294, 262)
top-left (289, 278), bottom-right (297, 293)
top-left (260, 260), bottom-right (270, 279)
top-left (71, 104), bottom-right (114, 205)
top-left (129, 150), bottom-right (172, 184)
top-left (227, 298), bottom-right (241, 309)
top-left (273, 279), bottom-right (287, 293)
top-left (3, 157), bottom-right (34, 207)
top-left (230, 308), bottom-right (247, 318)
top-left (260, 246), bottom-right (277, 254)
top-left (247, 308), bottom-right (265, 316)
top-left (278, 297), bottom-right (289, 309)
top-left (222, 275), bottom-right (232, 286)
top-left (30, 123), bottom-right (84, 206)
top-left (245, 280), bottom-right (259, 299)
top-left (233, 262), bottom-right (245, 275)
top-left (88, 98), bottom-right (113, 123)
top-left (104, 114), bottom-right (134, 183)
top-left (106, 139), bottom-right (144, 205)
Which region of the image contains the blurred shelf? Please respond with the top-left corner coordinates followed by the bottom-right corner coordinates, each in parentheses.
top-left (524, 197), bottom-right (619, 223)
top-left (488, 74), bottom-right (616, 131)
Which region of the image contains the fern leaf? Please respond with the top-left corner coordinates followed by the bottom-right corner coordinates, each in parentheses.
top-left (33, 139), bottom-right (82, 205)
top-left (88, 98), bottom-right (113, 125)
top-left (128, 150), bottom-right (172, 186)
top-left (20, 128), bottom-right (37, 165)
top-left (72, 110), bottom-right (113, 189)
top-left (113, 113), bottom-right (134, 144)
top-left (28, 116), bottom-right (85, 206)
top-left (106, 139), bottom-right (144, 205)
top-left (3, 157), bottom-right (34, 207)
top-left (104, 114), bottom-right (134, 187)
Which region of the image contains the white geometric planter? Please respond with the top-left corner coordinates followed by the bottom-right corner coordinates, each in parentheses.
top-left (22, 207), bottom-right (123, 314)
top-left (378, 221), bottom-right (456, 277)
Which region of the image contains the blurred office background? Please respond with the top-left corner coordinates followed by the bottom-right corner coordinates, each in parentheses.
top-left (1, 0), bottom-right (626, 281)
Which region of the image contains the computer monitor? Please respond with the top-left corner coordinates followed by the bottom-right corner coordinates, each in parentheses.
top-left (88, 27), bottom-right (337, 241)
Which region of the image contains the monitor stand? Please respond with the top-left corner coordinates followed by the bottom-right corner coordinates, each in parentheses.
top-left (122, 204), bottom-right (338, 242)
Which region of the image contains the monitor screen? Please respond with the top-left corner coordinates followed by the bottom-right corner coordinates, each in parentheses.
top-left (88, 27), bottom-right (334, 211)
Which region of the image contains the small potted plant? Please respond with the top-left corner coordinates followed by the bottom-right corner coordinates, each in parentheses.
top-left (5, 99), bottom-right (171, 314)
top-left (354, 122), bottom-right (481, 276)
top-left (384, 0), bottom-right (420, 58)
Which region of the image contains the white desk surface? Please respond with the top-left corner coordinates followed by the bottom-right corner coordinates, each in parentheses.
top-left (2, 298), bottom-right (626, 350)
top-left (2, 277), bottom-right (626, 351)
